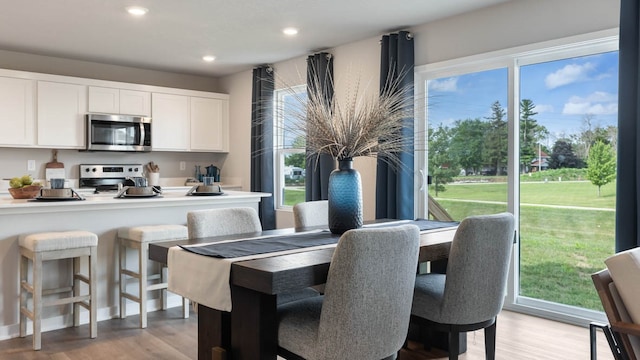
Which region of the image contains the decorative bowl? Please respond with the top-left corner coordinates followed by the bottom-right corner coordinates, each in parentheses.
top-left (8, 185), bottom-right (43, 199)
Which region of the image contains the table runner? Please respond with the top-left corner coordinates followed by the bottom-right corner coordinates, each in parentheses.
top-left (168, 219), bottom-right (458, 311)
top-left (179, 219), bottom-right (458, 258)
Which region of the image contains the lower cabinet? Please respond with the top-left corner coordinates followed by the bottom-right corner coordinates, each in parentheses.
top-left (37, 81), bottom-right (87, 148)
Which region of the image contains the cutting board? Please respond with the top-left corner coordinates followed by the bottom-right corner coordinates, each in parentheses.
top-left (45, 149), bottom-right (65, 181)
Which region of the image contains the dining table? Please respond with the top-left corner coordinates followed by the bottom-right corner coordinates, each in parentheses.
top-left (148, 220), bottom-right (459, 360)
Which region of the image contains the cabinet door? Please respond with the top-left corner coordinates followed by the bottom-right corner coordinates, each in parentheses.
top-left (88, 86), bottom-right (119, 114)
top-left (151, 93), bottom-right (189, 151)
top-left (190, 97), bottom-right (229, 152)
top-left (120, 89), bottom-right (151, 116)
top-left (37, 81), bottom-right (87, 148)
top-left (0, 77), bottom-right (35, 146)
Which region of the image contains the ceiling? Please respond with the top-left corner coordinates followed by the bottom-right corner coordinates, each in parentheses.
top-left (0, 0), bottom-right (511, 78)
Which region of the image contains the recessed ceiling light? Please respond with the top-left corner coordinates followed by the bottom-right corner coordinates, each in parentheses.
top-left (126, 6), bottom-right (148, 16)
top-left (283, 27), bottom-right (298, 36)
top-left (202, 55), bottom-right (216, 62)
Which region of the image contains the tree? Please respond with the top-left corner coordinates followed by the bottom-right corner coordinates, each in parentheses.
top-left (448, 118), bottom-right (486, 175)
top-left (519, 99), bottom-right (548, 173)
top-left (483, 101), bottom-right (508, 175)
top-left (548, 139), bottom-right (582, 169)
top-left (428, 124), bottom-right (458, 196)
top-left (586, 140), bottom-right (616, 197)
top-left (284, 136), bottom-right (306, 168)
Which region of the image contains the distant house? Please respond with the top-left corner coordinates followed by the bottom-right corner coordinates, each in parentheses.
top-left (284, 166), bottom-right (305, 180)
top-left (530, 150), bottom-right (550, 172)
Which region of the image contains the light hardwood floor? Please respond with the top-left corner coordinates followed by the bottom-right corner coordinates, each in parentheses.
top-left (0, 308), bottom-right (615, 359)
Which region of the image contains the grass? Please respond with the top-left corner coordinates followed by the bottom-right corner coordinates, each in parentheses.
top-left (435, 178), bottom-right (616, 311)
top-left (284, 174), bottom-right (616, 311)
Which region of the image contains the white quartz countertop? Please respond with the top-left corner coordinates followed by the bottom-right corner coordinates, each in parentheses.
top-left (0, 188), bottom-right (270, 215)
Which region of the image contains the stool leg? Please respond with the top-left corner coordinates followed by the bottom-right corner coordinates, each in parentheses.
top-left (139, 243), bottom-right (148, 329)
top-left (119, 239), bottom-right (126, 319)
top-left (73, 256), bottom-right (80, 327)
top-left (182, 296), bottom-right (189, 319)
top-left (19, 254), bottom-right (28, 338)
top-left (89, 246), bottom-right (97, 339)
top-left (32, 252), bottom-right (43, 351)
top-left (161, 263), bottom-right (168, 311)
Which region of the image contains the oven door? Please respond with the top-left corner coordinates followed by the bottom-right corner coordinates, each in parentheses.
top-left (86, 114), bottom-right (151, 152)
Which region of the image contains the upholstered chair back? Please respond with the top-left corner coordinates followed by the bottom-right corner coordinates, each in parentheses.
top-left (293, 200), bottom-right (328, 230)
top-left (187, 207), bottom-right (262, 239)
top-left (440, 212), bottom-right (515, 324)
top-left (314, 224), bottom-right (420, 359)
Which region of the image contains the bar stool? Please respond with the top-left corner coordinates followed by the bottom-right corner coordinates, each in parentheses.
top-left (118, 224), bottom-right (189, 328)
top-left (19, 230), bottom-right (98, 351)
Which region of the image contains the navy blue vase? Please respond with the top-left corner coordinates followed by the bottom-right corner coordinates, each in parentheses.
top-left (328, 159), bottom-right (363, 234)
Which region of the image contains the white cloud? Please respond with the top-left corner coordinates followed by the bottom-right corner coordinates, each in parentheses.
top-left (428, 77), bottom-right (458, 92)
top-left (562, 91), bottom-right (618, 115)
top-left (545, 62), bottom-right (596, 89)
top-left (533, 104), bottom-right (554, 113)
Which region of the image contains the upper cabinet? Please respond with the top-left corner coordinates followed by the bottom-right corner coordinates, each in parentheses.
top-left (151, 93), bottom-right (190, 151)
top-left (0, 77), bottom-right (35, 146)
top-left (88, 86), bottom-right (151, 116)
top-left (37, 81), bottom-right (87, 148)
top-left (190, 97), bottom-right (229, 152)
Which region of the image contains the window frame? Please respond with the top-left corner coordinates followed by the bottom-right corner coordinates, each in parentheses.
top-left (415, 28), bottom-right (618, 327)
top-left (274, 84), bottom-right (307, 209)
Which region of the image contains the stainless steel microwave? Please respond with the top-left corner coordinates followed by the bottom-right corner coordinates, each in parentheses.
top-left (86, 114), bottom-right (151, 152)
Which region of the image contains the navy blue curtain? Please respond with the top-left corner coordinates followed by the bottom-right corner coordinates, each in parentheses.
top-left (251, 66), bottom-right (276, 230)
top-left (616, 0), bottom-right (640, 251)
top-left (305, 53), bottom-right (335, 201)
top-left (375, 31), bottom-right (415, 220)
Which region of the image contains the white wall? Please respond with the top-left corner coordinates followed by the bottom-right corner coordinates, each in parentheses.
top-left (220, 0), bottom-right (620, 228)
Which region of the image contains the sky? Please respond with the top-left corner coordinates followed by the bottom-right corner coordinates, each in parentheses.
top-left (426, 51), bottom-right (619, 146)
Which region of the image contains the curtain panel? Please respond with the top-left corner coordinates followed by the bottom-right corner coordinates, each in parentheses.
top-left (305, 52), bottom-right (336, 201)
top-left (251, 66), bottom-right (276, 230)
top-left (616, 0), bottom-right (640, 251)
top-left (375, 31), bottom-right (415, 220)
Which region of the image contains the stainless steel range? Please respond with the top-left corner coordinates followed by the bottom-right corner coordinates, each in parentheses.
top-left (79, 164), bottom-right (144, 192)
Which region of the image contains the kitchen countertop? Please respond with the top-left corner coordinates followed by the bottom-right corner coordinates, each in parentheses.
top-left (0, 188), bottom-right (270, 215)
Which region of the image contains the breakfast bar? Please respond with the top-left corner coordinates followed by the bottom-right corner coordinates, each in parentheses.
top-left (0, 189), bottom-right (269, 339)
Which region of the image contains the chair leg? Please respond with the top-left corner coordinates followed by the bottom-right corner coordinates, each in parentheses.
top-left (448, 331), bottom-right (459, 360)
top-left (485, 320), bottom-right (497, 360)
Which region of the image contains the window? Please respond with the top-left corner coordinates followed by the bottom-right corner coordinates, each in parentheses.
top-left (417, 30), bottom-right (618, 326)
top-left (274, 85), bottom-right (307, 208)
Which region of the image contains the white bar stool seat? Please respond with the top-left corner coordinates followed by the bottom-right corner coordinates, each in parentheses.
top-left (19, 230), bottom-right (98, 351)
top-left (118, 224), bottom-right (189, 328)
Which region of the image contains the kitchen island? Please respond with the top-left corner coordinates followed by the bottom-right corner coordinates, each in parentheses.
top-left (0, 189), bottom-right (269, 340)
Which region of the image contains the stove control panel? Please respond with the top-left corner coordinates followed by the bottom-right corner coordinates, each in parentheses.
top-left (79, 164), bottom-right (144, 179)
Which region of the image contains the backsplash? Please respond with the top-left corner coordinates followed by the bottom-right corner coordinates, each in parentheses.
top-left (0, 148), bottom-right (228, 181)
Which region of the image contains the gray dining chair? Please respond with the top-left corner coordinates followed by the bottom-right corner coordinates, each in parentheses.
top-left (187, 207), bottom-right (262, 239)
top-left (293, 200), bottom-right (328, 230)
top-left (277, 224), bottom-right (421, 360)
top-left (187, 207), bottom-right (319, 304)
top-left (410, 212), bottom-right (515, 360)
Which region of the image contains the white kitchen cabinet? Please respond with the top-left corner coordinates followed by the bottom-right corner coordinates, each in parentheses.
top-left (88, 86), bottom-right (151, 116)
top-left (37, 81), bottom-right (87, 148)
top-left (190, 97), bottom-right (229, 152)
top-left (0, 77), bottom-right (35, 146)
top-left (151, 93), bottom-right (190, 151)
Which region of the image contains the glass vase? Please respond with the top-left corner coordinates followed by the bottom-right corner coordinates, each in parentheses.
top-left (328, 159), bottom-right (363, 234)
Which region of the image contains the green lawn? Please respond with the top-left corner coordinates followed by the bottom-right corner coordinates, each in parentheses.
top-left (434, 179), bottom-right (616, 311)
top-left (285, 177), bottom-right (616, 311)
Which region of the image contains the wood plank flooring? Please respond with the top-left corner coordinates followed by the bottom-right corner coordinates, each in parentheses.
top-left (0, 308), bottom-right (616, 359)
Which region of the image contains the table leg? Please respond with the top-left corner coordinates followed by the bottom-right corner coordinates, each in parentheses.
top-left (198, 304), bottom-right (231, 360)
top-left (230, 285), bottom-right (278, 360)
